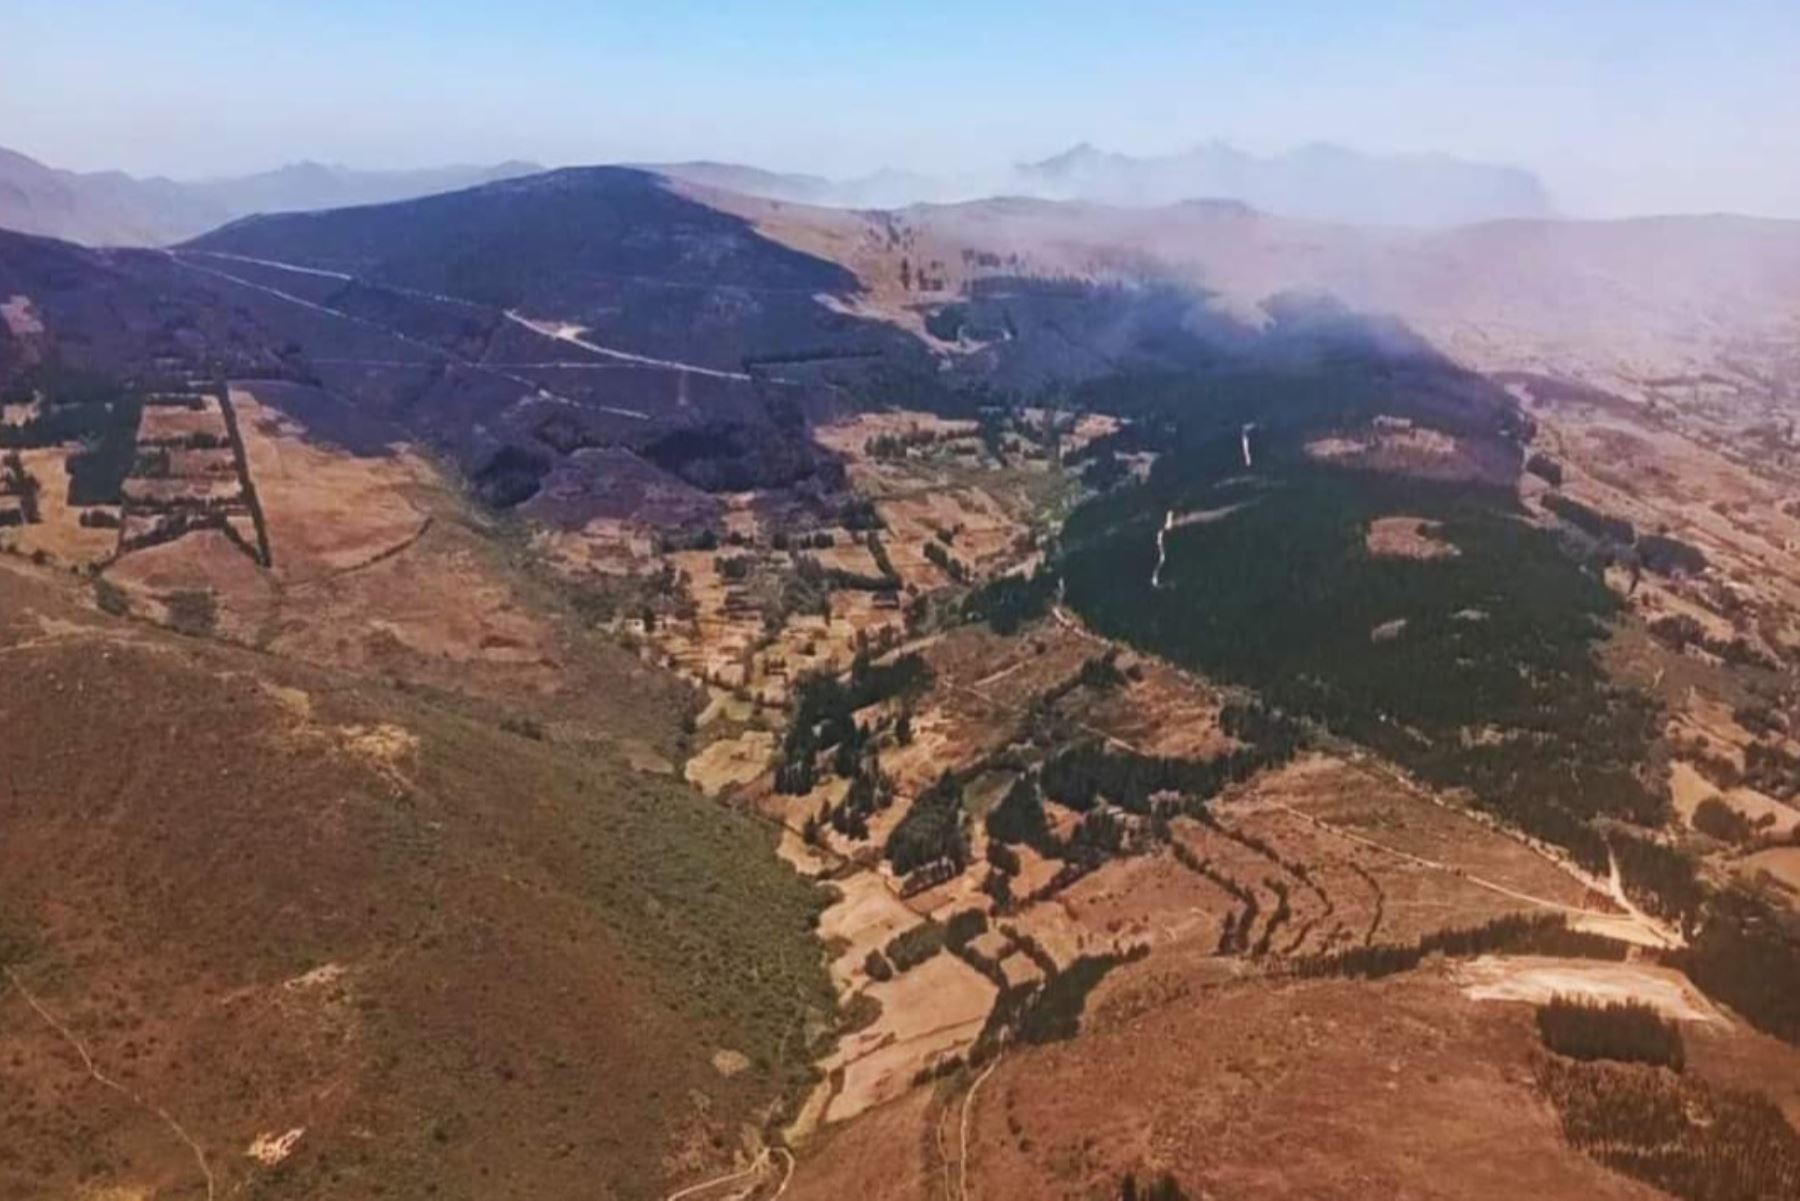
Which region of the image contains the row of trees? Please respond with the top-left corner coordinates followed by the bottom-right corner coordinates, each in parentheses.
top-left (1296, 912), bottom-right (1627, 981)
top-left (1536, 997), bottom-right (1685, 1070)
top-left (1543, 492), bottom-right (1635, 545)
top-left (1037, 704), bottom-right (1303, 817)
top-left (923, 537), bottom-right (970, 583)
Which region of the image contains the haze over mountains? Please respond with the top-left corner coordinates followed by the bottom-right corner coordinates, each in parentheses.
top-left (655, 140), bottom-right (1558, 226)
top-left (1, 138), bottom-right (1563, 248)
top-left (4, 112), bottom-right (1800, 1201)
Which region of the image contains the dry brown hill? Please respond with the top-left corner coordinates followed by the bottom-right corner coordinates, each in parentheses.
top-left (0, 537), bottom-right (832, 1200)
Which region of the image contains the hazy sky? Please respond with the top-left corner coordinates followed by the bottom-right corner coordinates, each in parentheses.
top-left (5, 0), bottom-right (1798, 218)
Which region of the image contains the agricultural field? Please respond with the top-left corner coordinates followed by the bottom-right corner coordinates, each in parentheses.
top-left (688, 367), bottom-right (1800, 1201)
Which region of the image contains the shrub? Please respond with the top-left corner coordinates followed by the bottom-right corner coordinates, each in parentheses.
top-left (162, 589), bottom-right (217, 637)
top-left (884, 922), bottom-right (945, 972)
top-left (1691, 797), bottom-right (1753, 844)
top-left (92, 577), bottom-right (130, 617)
top-left (500, 716), bottom-right (547, 741)
top-left (945, 908), bottom-right (988, 950)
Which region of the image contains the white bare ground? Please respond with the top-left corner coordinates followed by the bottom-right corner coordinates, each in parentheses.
top-left (1, 293), bottom-right (44, 336)
top-left (816, 872), bottom-right (924, 992)
top-left (684, 730), bottom-right (776, 797)
top-left (1452, 955), bottom-right (1727, 1024)
top-left (282, 962), bottom-right (347, 991)
top-left (1567, 912), bottom-right (1679, 950)
top-left (502, 311), bottom-right (752, 382)
top-left (246, 1128), bottom-right (305, 1166)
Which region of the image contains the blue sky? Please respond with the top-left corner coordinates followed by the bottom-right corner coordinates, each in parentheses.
top-left (5, 0), bottom-right (1797, 216)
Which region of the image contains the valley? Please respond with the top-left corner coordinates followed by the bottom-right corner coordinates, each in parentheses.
top-left (1, 159), bottom-right (1799, 1201)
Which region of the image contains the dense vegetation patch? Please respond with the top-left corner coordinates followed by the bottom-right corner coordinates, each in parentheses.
top-left (1535, 1057), bottom-right (1800, 1201)
top-left (1668, 893), bottom-right (1800, 1045)
top-left (963, 566), bottom-right (1057, 634)
top-left (1536, 997), bottom-right (1685, 1070)
top-left (776, 650), bottom-right (931, 794)
top-left (1059, 441), bottom-right (1663, 872)
top-left (0, 365), bottom-right (143, 505)
top-left (886, 771), bottom-right (969, 876)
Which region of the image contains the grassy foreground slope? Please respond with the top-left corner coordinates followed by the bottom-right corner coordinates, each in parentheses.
top-left (0, 558), bottom-right (831, 1201)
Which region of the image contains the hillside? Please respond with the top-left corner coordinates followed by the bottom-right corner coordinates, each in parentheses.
top-left (700, 184), bottom-right (1800, 380)
top-left (0, 542), bottom-right (834, 1199)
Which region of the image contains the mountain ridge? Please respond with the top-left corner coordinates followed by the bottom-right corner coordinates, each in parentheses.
top-left (0, 144), bottom-right (542, 246)
top-left (649, 139), bottom-right (1558, 225)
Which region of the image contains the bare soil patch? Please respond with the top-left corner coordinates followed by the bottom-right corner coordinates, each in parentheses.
top-left (1366, 514), bottom-right (1460, 560)
top-left (1453, 955), bottom-right (1726, 1023)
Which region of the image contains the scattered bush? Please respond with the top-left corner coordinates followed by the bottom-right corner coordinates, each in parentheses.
top-left (499, 716), bottom-right (547, 741)
top-left (1525, 453), bottom-right (1564, 486)
top-left (1118, 1173), bottom-right (1188, 1201)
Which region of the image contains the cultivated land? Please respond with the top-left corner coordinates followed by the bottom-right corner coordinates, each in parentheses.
top-left (0, 440), bottom-right (830, 1199)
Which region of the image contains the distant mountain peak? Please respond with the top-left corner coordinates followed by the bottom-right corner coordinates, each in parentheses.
top-left (0, 146), bottom-right (544, 246)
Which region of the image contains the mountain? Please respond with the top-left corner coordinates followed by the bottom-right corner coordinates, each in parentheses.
top-left (0, 168), bottom-right (928, 517)
top-left (0, 145), bottom-right (219, 246)
top-left (0, 144), bottom-right (541, 246)
top-left (4, 165), bottom-right (1796, 509)
top-left (181, 158), bottom-right (543, 223)
top-left (655, 140), bottom-right (1557, 226)
top-left (638, 160), bottom-right (839, 205)
top-left (184, 165), bottom-right (915, 378)
top-left (1011, 140), bottom-right (1556, 225)
top-left (0, 408), bottom-right (831, 1201)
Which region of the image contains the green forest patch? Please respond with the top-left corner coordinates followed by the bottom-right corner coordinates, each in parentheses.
top-left (1060, 450), bottom-right (1663, 870)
